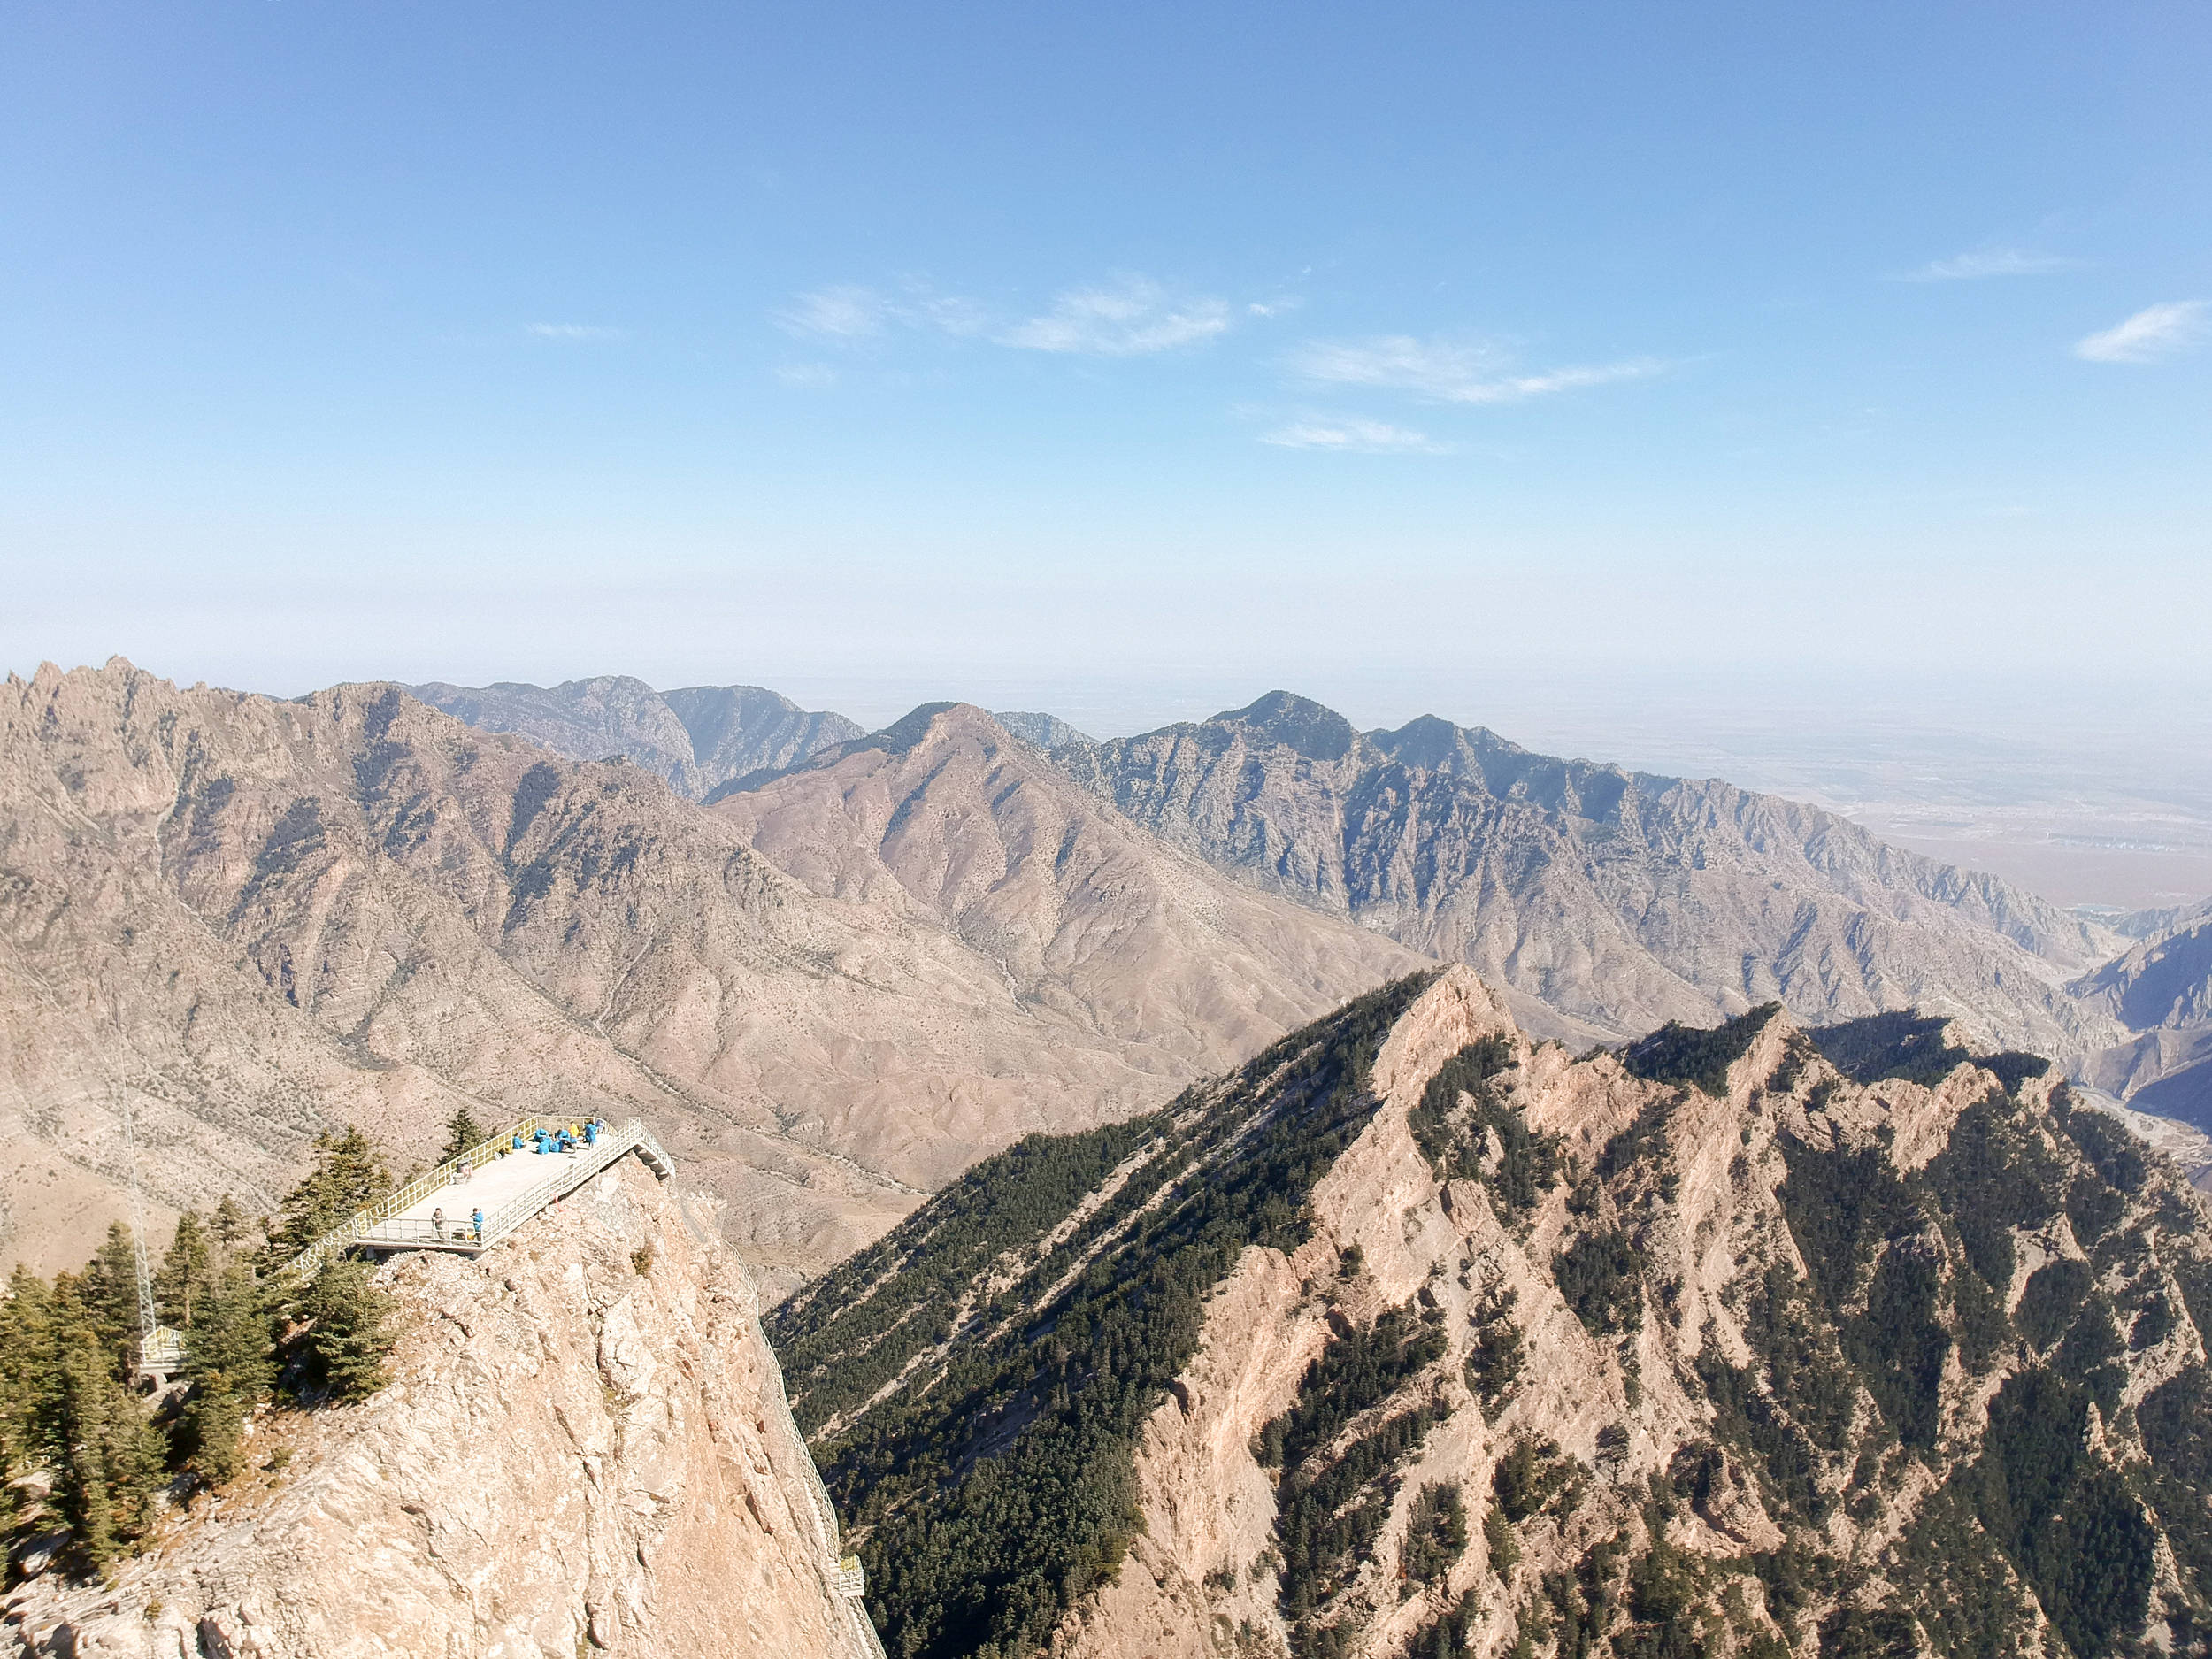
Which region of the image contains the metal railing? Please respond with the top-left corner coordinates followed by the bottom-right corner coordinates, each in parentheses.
top-left (442, 1121), bottom-right (670, 1254)
top-left (281, 1116), bottom-right (680, 1277)
top-left (280, 1117), bottom-right (541, 1279)
top-left (136, 1324), bottom-right (187, 1380)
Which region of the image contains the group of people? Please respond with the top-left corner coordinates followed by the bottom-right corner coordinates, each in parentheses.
top-left (516, 1119), bottom-right (603, 1156)
top-left (428, 1204), bottom-right (484, 1242)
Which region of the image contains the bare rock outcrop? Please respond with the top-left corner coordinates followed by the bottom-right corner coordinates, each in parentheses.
top-left (4, 1156), bottom-right (880, 1659)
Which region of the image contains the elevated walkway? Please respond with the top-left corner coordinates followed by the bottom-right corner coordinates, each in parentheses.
top-left (281, 1118), bottom-right (673, 1279)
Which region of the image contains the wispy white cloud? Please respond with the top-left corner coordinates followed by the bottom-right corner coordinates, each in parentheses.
top-left (526, 322), bottom-right (628, 341)
top-left (777, 273), bottom-right (1235, 357)
top-left (2075, 300), bottom-right (2209, 365)
top-left (1260, 416), bottom-right (1450, 455)
top-left (1288, 334), bottom-right (1662, 403)
top-left (997, 277), bottom-right (1232, 356)
top-left (773, 362), bottom-right (838, 389)
top-left (778, 286), bottom-right (890, 340)
top-left (1895, 246), bottom-right (2078, 282)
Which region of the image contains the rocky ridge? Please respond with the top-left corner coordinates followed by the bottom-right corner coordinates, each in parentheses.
top-left (774, 967), bottom-right (2212, 1659)
top-left (4, 1155), bottom-right (878, 1659)
top-left (1047, 691), bottom-right (2123, 1056)
top-left (406, 675), bottom-right (864, 802)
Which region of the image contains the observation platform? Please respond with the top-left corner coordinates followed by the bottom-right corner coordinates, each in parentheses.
top-left (282, 1118), bottom-right (673, 1279)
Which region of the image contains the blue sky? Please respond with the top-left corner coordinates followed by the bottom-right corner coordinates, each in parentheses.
top-left (1, 1), bottom-right (2207, 739)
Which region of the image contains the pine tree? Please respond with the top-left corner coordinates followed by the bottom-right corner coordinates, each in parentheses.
top-left (52, 1330), bottom-right (166, 1573)
top-left (75, 1223), bottom-right (144, 1373)
top-left (439, 1104), bottom-right (486, 1164)
top-left (177, 1263), bottom-right (275, 1485)
top-left (154, 1210), bottom-right (215, 1331)
top-left (263, 1126), bottom-right (393, 1263)
top-left (296, 1255), bottom-right (396, 1401)
top-left (211, 1194), bottom-right (250, 1254)
top-left (0, 1267), bottom-right (58, 1536)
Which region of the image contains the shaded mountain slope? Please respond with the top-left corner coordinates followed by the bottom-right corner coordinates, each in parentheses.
top-left (0, 662), bottom-right (1440, 1283)
top-left (665, 682), bottom-right (868, 796)
top-left (2073, 917), bottom-right (2212, 1033)
top-left (1047, 691), bottom-right (2120, 1056)
top-left (2076, 911), bottom-right (2212, 1132)
top-left (772, 967), bottom-right (2212, 1659)
top-left (407, 674), bottom-right (863, 801)
top-left (407, 673), bottom-right (710, 793)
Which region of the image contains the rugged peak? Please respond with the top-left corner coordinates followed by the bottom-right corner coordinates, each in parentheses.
top-left (847, 700), bottom-right (1005, 757)
top-left (992, 709), bottom-right (1094, 750)
top-left (553, 672), bottom-right (661, 697)
top-left (775, 972), bottom-right (2212, 1659)
top-left (1210, 689), bottom-right (1358, 763)
top-left (1364, 710), bottom-right (1464, 770)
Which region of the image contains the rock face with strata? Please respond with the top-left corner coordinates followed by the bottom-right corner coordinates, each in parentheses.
top-left (777, 967), bottom-right (2212, 1659)
top-left (4, 1156), bottom-right (879, 1659)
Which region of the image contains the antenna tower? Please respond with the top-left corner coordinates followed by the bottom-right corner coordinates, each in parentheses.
top-left (121, 1096), bottom-right (160, 1369)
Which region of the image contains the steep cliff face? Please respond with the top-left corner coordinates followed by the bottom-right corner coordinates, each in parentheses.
top-left (2074, 913), bottom-right (2212, 1130)
top-left (5, 1156), bottom-right (879, 1659)
top-left (775, 969), bottom-right (2212, 1659)
top-left (1049, 692), bottom-right (2121, 1057)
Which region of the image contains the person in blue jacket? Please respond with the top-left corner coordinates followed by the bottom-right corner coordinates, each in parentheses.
top-left (584, 1120), bottom-right (599, 1147)
top-left (471, 1208), bottom-right (484, 1242)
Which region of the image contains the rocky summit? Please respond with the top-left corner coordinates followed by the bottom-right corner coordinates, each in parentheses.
top-left (772, 967), bottom-right (2212, 1659)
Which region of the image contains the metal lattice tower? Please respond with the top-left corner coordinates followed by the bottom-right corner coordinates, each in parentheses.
top-left (120, 1096), bottom-right (165, 1376)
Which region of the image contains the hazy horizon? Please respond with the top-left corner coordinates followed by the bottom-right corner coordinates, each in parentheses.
top-left (14, 647), bottom-right (2205, 914)
top-left (4, 1), bottom-right (2206, 909)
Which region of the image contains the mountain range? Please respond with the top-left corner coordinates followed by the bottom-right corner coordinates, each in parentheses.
top-left (0, 661), bottom-right (1419, 1285)
top-left (415, 673), bottom-right (2136, 1049)
top-left (7, 660), bottom-right (2200, 1293)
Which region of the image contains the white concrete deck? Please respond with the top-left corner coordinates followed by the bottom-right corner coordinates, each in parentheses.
top-left (362, 1142), bottom-right (608, 1252)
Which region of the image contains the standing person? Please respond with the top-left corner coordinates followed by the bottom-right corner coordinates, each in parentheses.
top-left (431, 1207), bottom-right (445, 1240)
top-left (471, 1207), bottom-right (484, 1243)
